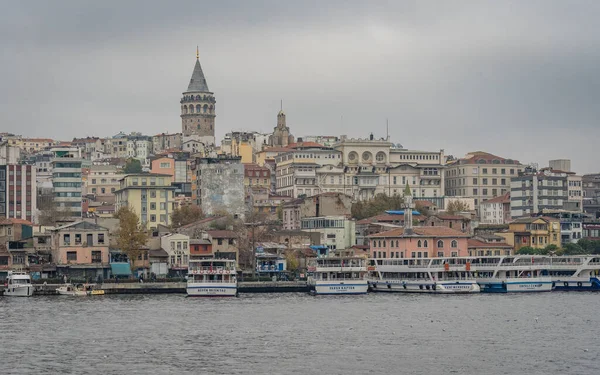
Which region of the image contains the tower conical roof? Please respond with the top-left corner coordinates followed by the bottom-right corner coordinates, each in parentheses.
top-left (186, 58), bottom-right (210, 92)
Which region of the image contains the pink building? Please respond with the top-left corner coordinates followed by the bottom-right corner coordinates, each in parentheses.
top-left (368, 226), bottom-right (470, 259)
top-left (51, 221), bottom-right (110, 278)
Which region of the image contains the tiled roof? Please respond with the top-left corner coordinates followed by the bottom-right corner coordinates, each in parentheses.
top-left (9, 219), bottom-right (33, 225)
top-left (206, 230), bottom-right (237, 238)
top-left (369, 226), bottom-right (470, 238)
top-left (357, 214), bottom-right (427, 225)
top-left (482, 192), bottom-right (510, 204)
top-left (436, 214), bottom-right (470, 221)
top-left (449, 151), bottom-right (520, 166)
top-left (179, 216), bottom-right (225, 229)
top-left (467, 239), bottom-right (512, 248)
top-left (414, 200), bottom-right (435, 207)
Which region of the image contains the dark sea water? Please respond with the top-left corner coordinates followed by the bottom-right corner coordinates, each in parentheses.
top-left (1, 292), bottom-right (599, 375)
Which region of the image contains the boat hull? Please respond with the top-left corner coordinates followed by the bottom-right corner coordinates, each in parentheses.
top-left (553, 278), bottom-right (600, 291)
top-left (478, 278), bottom-right (554, 293)
top-left (186, 283), bottom-right (238, 297)
top-left (312, 281), bottom-right (368, 295)
top-left (370, 280), bottom-right (480, 294)
top-left (4, 285), bottom-right (34, 297)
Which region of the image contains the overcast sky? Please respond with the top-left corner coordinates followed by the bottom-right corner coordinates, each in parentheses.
top-left (1, 1), bottom-right (599, 173)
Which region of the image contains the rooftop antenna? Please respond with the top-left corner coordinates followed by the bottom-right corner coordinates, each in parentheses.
top-left (196, 45), bottom-right (199, 59)
top-left (280, 99), bottom-right (283, 111)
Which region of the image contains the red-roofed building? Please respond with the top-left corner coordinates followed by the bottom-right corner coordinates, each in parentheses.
top-left (467, 235), bottom-right (513, 256)
top-left (368, 226), bottom-right (470, 258)
top-left (423, 214), bottom-right (472, 233)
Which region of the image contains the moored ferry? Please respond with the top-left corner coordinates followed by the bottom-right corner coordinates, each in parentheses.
top-left (370, 255), bottom-right (600, 293)
top-left (307, 256), bottom-right (369, 295)
top-left (187, 259), bottom-right (237, 297)
top-left (369, 258), bottom-right (480, 294)
top-left (3, 271), bottom-right (34, 297)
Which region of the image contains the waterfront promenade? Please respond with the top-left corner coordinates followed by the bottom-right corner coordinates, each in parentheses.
top-left (0, 281), bottom-right (310, 296)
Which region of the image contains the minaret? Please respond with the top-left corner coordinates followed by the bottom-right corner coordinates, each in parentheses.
top-left (403, 183), bottom-right (413, 231)
top-left (181, 47), bottom-right (216, 142)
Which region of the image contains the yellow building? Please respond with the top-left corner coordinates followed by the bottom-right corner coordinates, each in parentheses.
top-left (231, 138), bottom-right (254, 164)
top-left (255, 147), bottom-right (290, 167)
top-left (496, 217), bottom-right (561, 252)
top-left (114, 173), bottom-right (176, 229)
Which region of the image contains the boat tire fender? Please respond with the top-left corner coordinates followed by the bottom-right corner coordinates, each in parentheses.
top-left (577, 282), bottom-right (583, 287)
top-left (564, 282), bottom-right (568, 287)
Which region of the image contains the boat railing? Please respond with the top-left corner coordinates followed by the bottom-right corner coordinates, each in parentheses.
top-left (188, 279), bottom-right (236, 283)
top-left (189, 266), bottom-right (236, 272)
top-left (503, 275), bottom-right (550, 279)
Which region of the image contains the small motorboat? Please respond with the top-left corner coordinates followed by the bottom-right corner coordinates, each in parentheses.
top-left (3, 271), bottom-right (35, 297)
top-left (56, 283), bottom-right (104, 296)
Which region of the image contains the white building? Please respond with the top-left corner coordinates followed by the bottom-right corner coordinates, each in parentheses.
top-left (300, 216), bottom-right (356, 250)
top-left (274, 135), bottom-right (446, 201)
top-left (127, 136), bottom-right (153, 167)
top-left (479, 193), bottom-right (511, 225)
top-left (160, 233), bottom-right (191, 270)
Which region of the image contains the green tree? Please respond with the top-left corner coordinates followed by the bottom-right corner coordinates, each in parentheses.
top-left (285, 250), bottom-right (300, 274)
top-left (114, 206), bottom-right (148, 271)
top-left (516, 246), bottom-right (537, 255)
top-left (563, 243), bottom-right (586, 255)
top-left (543, 244), bottom-right (560, 254)
top-left (171, 205), bottom-right (204, 228)
top-left (351, 194), bottom-right (404, 220)
top-left (124, 158), bottom-right (142, 174)
top-left (446, 200), bottom-right (470, 215)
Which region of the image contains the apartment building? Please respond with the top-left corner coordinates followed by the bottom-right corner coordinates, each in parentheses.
top-left (51, 147), bottom-right (83, 220)
top-left (114, 173), bottom-right (176, 229)
top-left (510, 167), bottom-right (572, 218)
top-left (445, 151), bottom-right (523, 210)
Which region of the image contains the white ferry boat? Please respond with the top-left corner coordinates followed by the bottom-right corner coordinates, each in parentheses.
top-left (370, 255), bottom-right (600, 293)
top-left (3, 271), bottom-right (34, 297)
top-left (469, 255), bottom-right (600, 292)
top-left (369, 258), bottom-right (480, 294)
top-left (307, 256), bottom-right (369, 295)
top-left (187, 259), bottom-right (237, 297)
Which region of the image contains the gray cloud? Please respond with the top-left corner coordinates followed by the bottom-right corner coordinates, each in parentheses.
top-left (1, 0), bottom-right (599, 173)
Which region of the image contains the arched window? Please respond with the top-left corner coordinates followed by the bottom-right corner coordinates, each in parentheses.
top-left (383, 240), bottom-right (386, 247)
top-left (203, 104), bottom-right (209, 113)
top-left (423, 240), bottom-right (428, 248)
top-left (451, 240), bottom-right (458, 248)
top-left (196, 95), bottom-right (201, 100)
top-left (196, 104), bottom-right (201, 113)
top-left (417, 240), bottom-right (422, 248)
top-left (396, 240), bottom-right (399, 248)
top-left (437, 240), bottom-right (444, 248)
top-left (189, 106), bottom-right (194, 114)
top-left (183, 105), bottom-right (188, 114)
